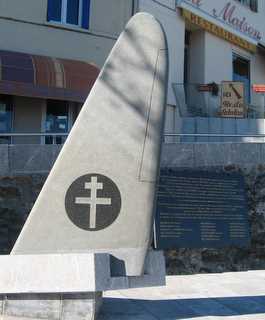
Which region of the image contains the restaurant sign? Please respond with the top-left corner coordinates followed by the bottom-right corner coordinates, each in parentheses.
top-left (220, 81), bottom-right (245, 118)
top-left (213, 2), bottom-right (261, 41)
top-left (183, 9), bottom-right (256, 53)
top-left (179, 0), bottom-right (261, 42)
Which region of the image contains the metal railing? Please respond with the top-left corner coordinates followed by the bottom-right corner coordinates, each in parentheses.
top-left (163, 131), bottom-right (265, 143)
top-left (164, 133), bottom-right (265, 138)
top-left (172, 83), bottom-right (265, 118)
top-left (1, 132), bottom-right (265, 145)
top-left (0, 133), bottom-right (68, 145)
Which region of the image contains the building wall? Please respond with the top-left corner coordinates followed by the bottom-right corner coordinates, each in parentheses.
top-left (139, 0), bottom-right (265, 115)
top-left (189, 30), bottom-right (205, 84)
top-left (0, 0), bottom-right (133, 67)
top-left (204, 32), bottom-right (232, 84)
top-left (138, 0), bottom-right (185, 106)
top-left (90, 0), bottom-right (133, 37)
top-left (12, 97), bottom-right (44, 145)
top-left (138, 0), bottom-right (185, 136)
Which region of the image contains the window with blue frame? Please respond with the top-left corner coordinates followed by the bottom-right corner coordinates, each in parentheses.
top-left (47, 0), bottom-right (90, 29)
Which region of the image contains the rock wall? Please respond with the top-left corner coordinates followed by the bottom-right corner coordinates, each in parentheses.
top-left (165, 164), bottom-right (265, 274)
top-left (0, 175), bottom-right (47, 254)
top-left (161, 143), bottom-right (265, 274)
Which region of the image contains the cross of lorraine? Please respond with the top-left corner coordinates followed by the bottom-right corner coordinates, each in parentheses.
top-left (75, 176), bottom-right (112, 229)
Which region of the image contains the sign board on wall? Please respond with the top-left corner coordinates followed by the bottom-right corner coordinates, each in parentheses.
top-left (253, 84), bottom-right (265, 93)
top-left (177, 0), bottom-right (262, 46)
top-left (182, 9), bottom-right (256, 53)
top-left (220, 81), bottom-right (245, 118)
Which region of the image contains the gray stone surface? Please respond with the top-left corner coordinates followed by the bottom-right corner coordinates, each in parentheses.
top-left (0, 253), bottom-right (109, 294)
top-left (3, 294), bottom-right (61, 319)
top-left (161, 143), bottom-right (265, 168)
top-left (229, 143), bottom-right (262, 165)
top-left (0, 145), bottom-right (8, 176)
top-left (9, 145), bottom-right (59, 174)
top-left (1, 293), bottom-right (102, 320)
top-left (193, 143), bottom-right (231, 167)
top-left (100, 271), bottom-right (265, 320)
top-left (11, 13), bottom-right (168, 277)
top-left (161, 143), bottom-right (194, 168)
top-left (0, 175), bottom-right (46, 255)
top-left (0, 251), bottom-right (165, 294)
top-left (2, 143), bottom-right (265, 274)
top-left (0, 251), bottom-right (164, 320)
top-left (109, 251), bottom-right (165, 290)
top-left (61, 293), bottom-right (102, 320)
top-left (2, 141), bottom-right (265, 176)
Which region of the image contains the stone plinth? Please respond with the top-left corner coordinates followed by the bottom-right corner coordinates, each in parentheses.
top-left (1, 293), bottom-right (102, 320)
top-left (0, 251), bottom-right (165, 320)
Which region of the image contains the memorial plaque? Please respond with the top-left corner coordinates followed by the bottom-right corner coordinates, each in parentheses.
top-left (155, 169), bottom-right (250, 249)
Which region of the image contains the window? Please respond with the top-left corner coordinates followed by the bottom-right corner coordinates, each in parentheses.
top-left (233, 54), bottom-right (250, 103)
top-left (0, 95), bottom-right (13, 144)
top-left (47, 0), bottom-right (90, 29)
top-left (45, 100), bottom-right (69, 144)
top-left (235, 0), bottom-right (258, 12)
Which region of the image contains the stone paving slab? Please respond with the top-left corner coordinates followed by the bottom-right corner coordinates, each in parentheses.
top-left (100, 271), bottom-right (265, 320)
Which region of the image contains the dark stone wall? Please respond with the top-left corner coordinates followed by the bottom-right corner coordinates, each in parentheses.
top-left (166, 164), bottom-right (265, 274)
top-left (0, 175), bottom-right (47, 254)
top-left (1, 164), bottom-right (265, 274)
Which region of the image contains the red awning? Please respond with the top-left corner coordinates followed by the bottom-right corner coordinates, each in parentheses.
top-left (0, 50), bottom-right (100, 102)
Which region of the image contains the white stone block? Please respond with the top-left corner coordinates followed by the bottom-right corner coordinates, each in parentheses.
top-left (0, 253), bottom-right (110, 294)
top-left (0, 251), bottom-right (165, 294)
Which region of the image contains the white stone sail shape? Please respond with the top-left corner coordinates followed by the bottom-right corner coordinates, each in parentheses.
top-left (12, 12), bottom-right (168, 276)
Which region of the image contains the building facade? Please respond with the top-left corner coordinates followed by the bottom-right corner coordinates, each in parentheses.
top-left (138, 0), bottom-right (265, 141)
top-left (1, 0), bottom-right (265, 143)
top-left (0, 0), bottom-right (133, 144)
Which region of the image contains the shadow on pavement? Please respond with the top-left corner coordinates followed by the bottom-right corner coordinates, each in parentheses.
top-left (99, 296), bottom-right (265, 319)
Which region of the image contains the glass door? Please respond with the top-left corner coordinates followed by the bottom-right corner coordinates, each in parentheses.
top-left (45, 100), bottom-right (69, 144)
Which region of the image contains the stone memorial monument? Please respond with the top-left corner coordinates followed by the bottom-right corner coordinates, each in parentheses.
top-left (0, 12), bottom-right (168, 320)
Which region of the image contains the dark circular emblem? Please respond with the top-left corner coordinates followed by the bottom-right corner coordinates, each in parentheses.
top-left (65, 174), bottom-right (121, 231)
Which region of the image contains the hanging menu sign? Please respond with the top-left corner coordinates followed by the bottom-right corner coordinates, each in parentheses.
top-left (220, 81), bottom-right (245, 118)
top-left (155, 169), bottom-right (250, 249)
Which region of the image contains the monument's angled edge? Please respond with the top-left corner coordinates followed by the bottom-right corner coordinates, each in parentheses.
top-left (11, 13), bottom-right (169, 276)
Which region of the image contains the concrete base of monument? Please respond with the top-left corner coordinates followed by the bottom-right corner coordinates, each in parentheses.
top-left (0, 292), bottom-right (103, 320)
top-left (0, 250), bottom-right (165, 320)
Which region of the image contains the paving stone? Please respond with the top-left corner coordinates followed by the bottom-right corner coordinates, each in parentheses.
top-left (102, 272), bottom-right (265, 320)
